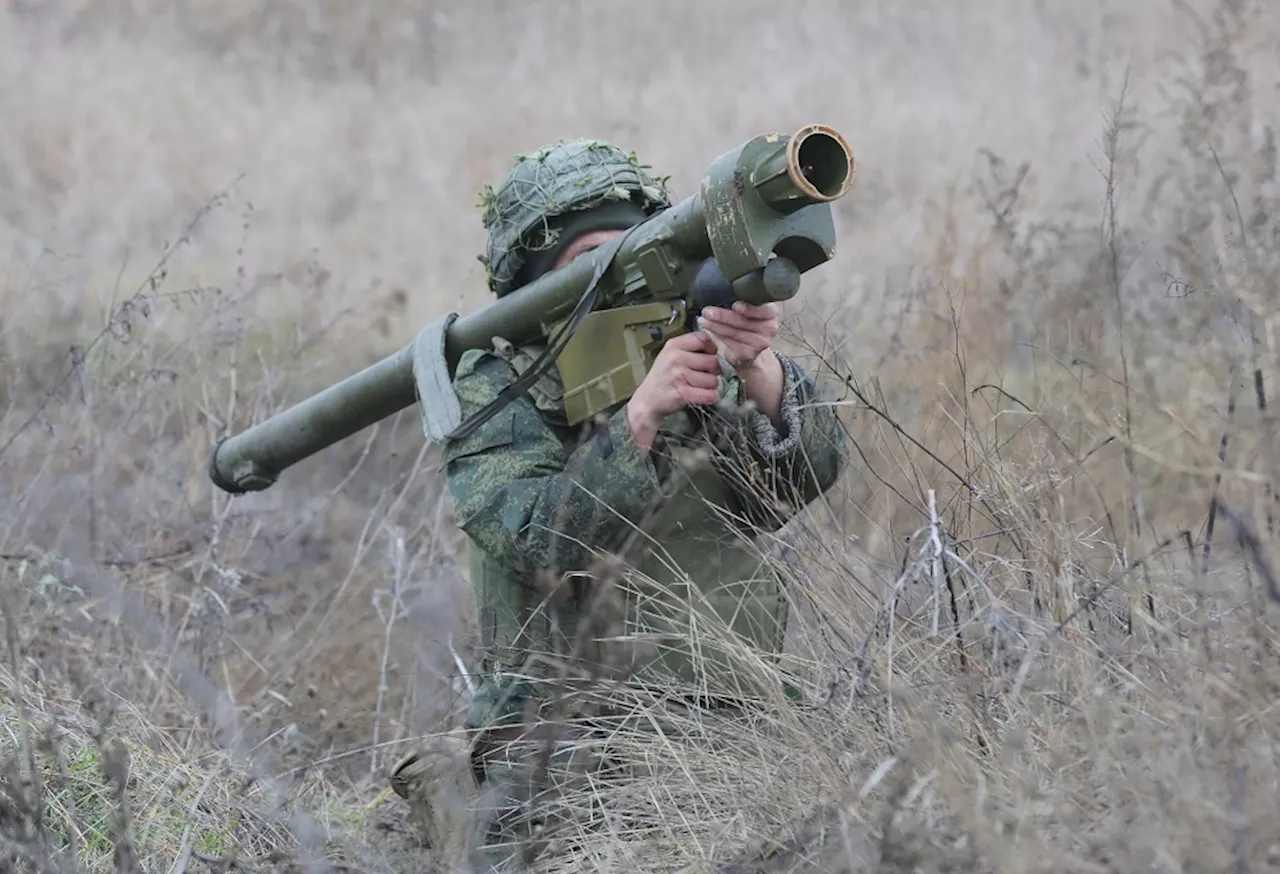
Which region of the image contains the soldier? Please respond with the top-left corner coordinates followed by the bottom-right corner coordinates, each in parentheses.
top-left (391, 139), bottom-right (847, 871)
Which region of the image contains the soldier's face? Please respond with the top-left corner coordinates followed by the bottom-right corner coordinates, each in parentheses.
top-left (553, 228), bottom-right (625, 269)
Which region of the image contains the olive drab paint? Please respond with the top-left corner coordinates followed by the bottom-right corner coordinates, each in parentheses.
top-left (207, 124), bottom-right (856, 495)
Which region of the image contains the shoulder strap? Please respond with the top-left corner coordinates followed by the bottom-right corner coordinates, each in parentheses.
top-left (444, 223), bottom-right (640, 442)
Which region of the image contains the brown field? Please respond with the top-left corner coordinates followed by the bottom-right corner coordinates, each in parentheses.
top-left (3, 1), bottom-right (1280, 871)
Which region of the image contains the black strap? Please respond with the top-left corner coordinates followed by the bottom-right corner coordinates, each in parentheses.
top-left (445, 225), bottom-right (639, 442)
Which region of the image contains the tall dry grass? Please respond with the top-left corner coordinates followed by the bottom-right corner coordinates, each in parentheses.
top-left (2, 0), bottom-right (1279, 871)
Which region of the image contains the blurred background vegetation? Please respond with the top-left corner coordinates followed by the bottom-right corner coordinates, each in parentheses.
top-left (2, 1), bottom-right (1278, 871)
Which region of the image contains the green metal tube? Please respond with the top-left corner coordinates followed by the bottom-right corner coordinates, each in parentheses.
top-left (208, 345), bottom-right (418, 493)
top-left (208, 124), bottom-right (855, 494)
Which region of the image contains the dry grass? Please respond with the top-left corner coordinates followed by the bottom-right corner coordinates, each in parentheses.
top-left (3, 0), bottom-right (1280, 871)
top-left (0, 660), bottom-right (294, 871)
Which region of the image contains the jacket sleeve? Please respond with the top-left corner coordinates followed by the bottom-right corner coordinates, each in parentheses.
top-left (707, 352), bottom-right (847, 531)
top-left (442, 350), bottom-right (669, 580)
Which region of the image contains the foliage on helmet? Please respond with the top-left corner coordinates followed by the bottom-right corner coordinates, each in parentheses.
top-left (477, 139), bottom-right (672, 296)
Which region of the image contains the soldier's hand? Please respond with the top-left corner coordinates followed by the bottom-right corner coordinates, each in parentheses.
top-left (695, 302), bottom-right (780, 372)
top-left (626, 331), bottom-right (722, 454)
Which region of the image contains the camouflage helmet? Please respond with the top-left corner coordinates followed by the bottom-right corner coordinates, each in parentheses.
top-left (478, 139), bottom-right (672, 297)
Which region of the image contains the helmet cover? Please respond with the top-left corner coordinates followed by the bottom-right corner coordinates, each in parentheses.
top-left (478, 139), bottom-right (672, 296)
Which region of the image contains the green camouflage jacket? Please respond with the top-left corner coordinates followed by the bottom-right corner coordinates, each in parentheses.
top-left (442, 341), bottom-right (846, 705)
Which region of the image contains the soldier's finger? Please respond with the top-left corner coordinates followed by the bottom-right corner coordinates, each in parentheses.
top-left (678, 369), bottom-right (720, 391)
top-left (699, 308), bottom-right (751, 331)
top-left (729, 301), bottom-right (780, 320)
top-left (697, 320), bottom-right (770, 349)
top-left (678, 385), bottom-right (721, 406)
top-left (669, 350), bottom-right (723, 373)
top-left (699, 310), bottom-right (778, 337)
top-left (666, 330), bottom-right (718, 353)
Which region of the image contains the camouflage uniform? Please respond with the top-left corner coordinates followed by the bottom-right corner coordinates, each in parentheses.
top-left (392, 139), bottom-right (847, 872)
